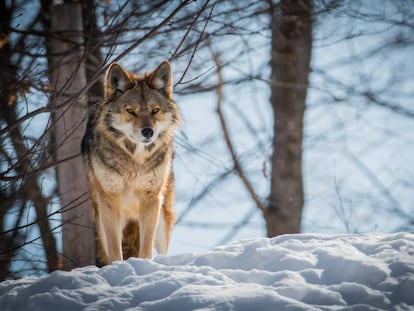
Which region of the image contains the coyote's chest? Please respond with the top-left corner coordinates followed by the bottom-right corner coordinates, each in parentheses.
top-left (92, 147), bottom-right (169, 195)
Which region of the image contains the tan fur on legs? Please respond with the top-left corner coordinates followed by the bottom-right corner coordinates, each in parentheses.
top-left (155, 173), bottom-right (175, 255)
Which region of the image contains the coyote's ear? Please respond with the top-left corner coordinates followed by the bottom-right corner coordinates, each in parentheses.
top-left (105, 63), bottom-right (133, 99)
top-left (147, 61), bottom-right (173, 99)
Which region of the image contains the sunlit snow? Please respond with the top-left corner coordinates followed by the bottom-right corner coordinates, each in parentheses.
top-left (1, 233), bottom-right (413, 310)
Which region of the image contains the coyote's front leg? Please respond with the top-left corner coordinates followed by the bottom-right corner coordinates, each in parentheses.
top-left (95, 199), bottom-right (123, 263)
top-left (138, 194), bottom-right (161, 258)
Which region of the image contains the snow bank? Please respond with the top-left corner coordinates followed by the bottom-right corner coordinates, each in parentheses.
top-left (1, 233), bottom-right (413, 310)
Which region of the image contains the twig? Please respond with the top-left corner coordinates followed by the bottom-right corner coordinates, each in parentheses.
top-left (169, 0), bottom-right (210, 61)
top-left (213, 52), bottom-right (266, 214)
top-left (175, 170), bottom-right (232, 224)
top-left (0, 192), bottom-right (89, 237)
top-left (175, 1), bottom-right (214, 86)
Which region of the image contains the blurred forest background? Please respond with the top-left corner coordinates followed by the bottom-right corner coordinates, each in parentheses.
top-left (1, 0), bottom-right (413, 279)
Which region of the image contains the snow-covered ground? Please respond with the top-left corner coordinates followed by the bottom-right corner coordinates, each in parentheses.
top-left (1, 233), bottom-right (413, 310)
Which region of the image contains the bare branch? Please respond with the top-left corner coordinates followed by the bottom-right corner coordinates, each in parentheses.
top-left (175, 1), bottom-right (214, 86)
top-left (214, 52), bottom-right (266, 214)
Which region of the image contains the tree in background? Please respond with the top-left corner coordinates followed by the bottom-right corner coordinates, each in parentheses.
top-left (211, 0), bottom-right (312, 237)
top-left (45, 1), bottom-right (96, 270)
top-left (266, 0), bottom-right (312, 236)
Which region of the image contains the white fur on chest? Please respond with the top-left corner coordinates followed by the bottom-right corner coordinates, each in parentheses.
top-left (92, 142), bottom-right (169, 191)
top-left (120, 190), bottom-right (140, 219)
top-left (95, 162), bottom-right (167, 192)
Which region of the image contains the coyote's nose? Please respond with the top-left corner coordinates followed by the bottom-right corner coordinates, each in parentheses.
top-left (141, 127), bottom-right (154, 139)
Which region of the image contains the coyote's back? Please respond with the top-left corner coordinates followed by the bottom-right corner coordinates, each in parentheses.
top-left (81, 61), bottom-right (180, 264)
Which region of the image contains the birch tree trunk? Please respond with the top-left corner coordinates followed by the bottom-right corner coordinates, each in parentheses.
top-left (266, 0), bottom-right (312, 237)
top-left (49, 1), bottom-right (95, 269)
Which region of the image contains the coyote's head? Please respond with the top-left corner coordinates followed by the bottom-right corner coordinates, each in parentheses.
top-left (103, 61), bottom-right (180, 146)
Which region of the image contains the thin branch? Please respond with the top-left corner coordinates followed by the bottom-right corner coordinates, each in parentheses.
top-left (169, 0), bottom-right (209, 61)
top-left (213, 52), bottom-right (266, 214)
top-left (0, 153), bottom-right (82, 182)
top-left (175, 170), bottom-right (232, 224)
top-left (0, 192), bottom-right (89, 245)
top-left (175, 1), bottom-right (214, 86)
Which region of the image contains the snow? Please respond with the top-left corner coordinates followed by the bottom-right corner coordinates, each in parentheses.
top-left (1, 233), bottom-right (413, 310)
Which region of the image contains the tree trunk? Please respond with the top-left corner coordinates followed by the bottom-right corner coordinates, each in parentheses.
top-left (81, 0), bottom-right (104, 266)
top-left (266, 0), bottom-right (312, 237)
top-left (82, 0), bottom-right (104, 108)
top-left (49, 1), bottom-right (95, 269)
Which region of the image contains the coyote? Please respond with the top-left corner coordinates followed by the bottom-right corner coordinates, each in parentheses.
top-left (81, 61), bottom-right (180, 264)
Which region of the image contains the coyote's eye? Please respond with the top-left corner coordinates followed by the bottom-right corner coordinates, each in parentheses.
top-left (152, 108), bottom-right (160, 114)
top-left (126, 108), bottom-right (136, 116)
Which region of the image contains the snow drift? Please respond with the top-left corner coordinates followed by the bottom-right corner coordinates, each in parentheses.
top-left (1, 233), bottom-right (413, 310)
